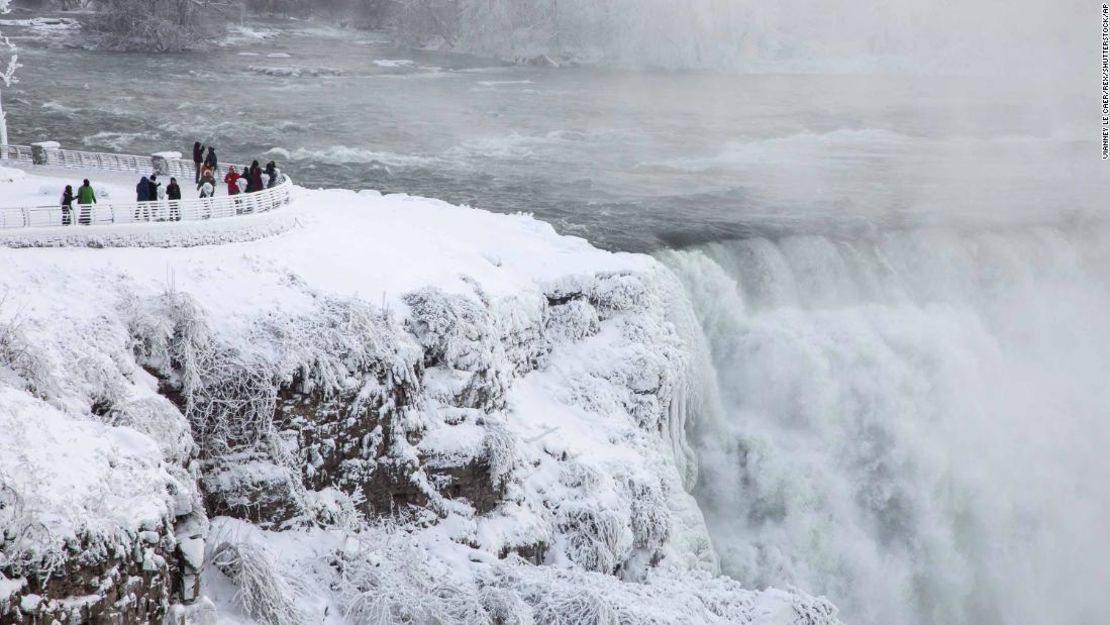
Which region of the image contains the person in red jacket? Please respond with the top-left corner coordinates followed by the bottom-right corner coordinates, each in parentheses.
top-left (224, 166), bottom-right (241, 196)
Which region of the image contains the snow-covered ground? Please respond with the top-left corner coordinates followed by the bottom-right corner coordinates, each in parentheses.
top-left (0, 165), bottom-right (839, 625)
top-left (0, 162), bottom-right (211, 206)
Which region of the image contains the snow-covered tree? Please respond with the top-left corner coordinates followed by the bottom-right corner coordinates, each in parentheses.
top-left (90, 0), bottom-right (235, 51)
top-left (0, 0), bottom-right (21, 150)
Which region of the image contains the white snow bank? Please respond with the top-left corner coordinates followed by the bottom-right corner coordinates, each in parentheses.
top-left (0, 167), bottom-right (25, 184)
top-left (0, 389), bottom-right (175, 557)
top-left (0, 163), bottom-right (201, 209)
top-left (0, 168), bottom-right (649, 312)
top-left (201, 518), bottom-right (837, 625)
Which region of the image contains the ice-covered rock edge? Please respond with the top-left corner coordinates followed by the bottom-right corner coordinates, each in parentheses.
top-left (0, 180), bottom-right (840, 625)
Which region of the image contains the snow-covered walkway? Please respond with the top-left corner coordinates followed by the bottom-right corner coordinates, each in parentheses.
top-left (0, 145), bottom-right (292, 244)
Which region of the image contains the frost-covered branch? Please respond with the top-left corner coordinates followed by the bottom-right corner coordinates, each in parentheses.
top-left (207, 521), bottom-right (305, 625)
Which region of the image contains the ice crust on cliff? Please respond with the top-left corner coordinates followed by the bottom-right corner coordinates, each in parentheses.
top-left (0, 167), bottom-right (838, 625)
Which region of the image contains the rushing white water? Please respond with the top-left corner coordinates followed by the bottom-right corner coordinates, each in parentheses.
top-left (660, 223), bottom-right (1110, 625)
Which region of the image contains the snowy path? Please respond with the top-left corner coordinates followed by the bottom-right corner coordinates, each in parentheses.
top-left (0, 150), bottom-right (293, 242)
top-left (2, 163), bottom-right (210, 204)
top-left (0, 164), bottom-right (298, 247)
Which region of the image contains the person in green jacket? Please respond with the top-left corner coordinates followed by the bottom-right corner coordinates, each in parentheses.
top-left (76, 179), bottom-right (96, 225)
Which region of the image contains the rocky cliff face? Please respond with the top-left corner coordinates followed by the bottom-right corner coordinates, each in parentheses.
top-left (129, 266), bottom-right (705, 571)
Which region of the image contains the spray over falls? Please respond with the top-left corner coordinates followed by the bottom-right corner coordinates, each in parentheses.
top-left (661, 224), bottom-right (1110, 625)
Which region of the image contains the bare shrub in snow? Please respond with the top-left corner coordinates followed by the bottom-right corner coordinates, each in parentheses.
top-left (389, 0), bottom-right (462, 48)
top-left (0, 312), bottom-right (53, 399)
top-left (334, 536), bottom-right (445, 624)
top-left (404, 286), bottom-right (511, 411)
top-left (556, 502), bottom-right (634, 574)
top-left (302, 488), bottom-right (367, 532)
top-left (327, 526), bottom-right (524, 625)
top-left (558, 462), bottom-right (603, 493)
top-left (131, 292), bottom-right (276, 453)
top-left (544, 297), bottom-right (600, 344)
top-left (625, 478), bottom-right (670, 552)
top-left (533, 588), bottom-right (621, 625)
top-left (0, 482), bottom-right (45, 578)
top-left (207, 524), bottom-right (304, 625)
top-left (89, 0), bottom-right (230, 52)
top-left (405, 287), bottom-right (493, 369)
top-left (588, 273), bottom-right (651, 319)
top-left (490, 293), bottom-right (549, 376)
top-left (107, 396), bottom-right (195, 465)
top-left (386, 0), bottom-right (562, 60)
top-left (482, 417), bottom-right (519, 489)
top-left (479, 586), bottom-right (535, 625)
top-left (188, 346), bottom-right (278, 453)
top-left (127, 288), bottom-right (213, 402)
top-left (251, 294), bottom-right (414, 403)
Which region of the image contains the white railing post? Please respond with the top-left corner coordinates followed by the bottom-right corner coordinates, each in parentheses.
top-left (30, 141), bottom-right (61, 166)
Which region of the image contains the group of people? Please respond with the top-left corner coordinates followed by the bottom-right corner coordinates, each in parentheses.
top-left (134, 173), bottom-right (183, 220)
top-left (59, 179), bottom-right (98, 226)
top-left (57, 142), bottom-right (285, 226)
top-left (193, 141), bottom-right (282, 200)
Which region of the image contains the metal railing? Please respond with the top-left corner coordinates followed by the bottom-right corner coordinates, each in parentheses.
top-left (0, 145), bottom-right (292, 230)
top-left (0, 144), bottom-right (34, 164)
top-left (0, 176), bottom-right (293, 230)
top-left (0, 143), bottom-right (233, 178)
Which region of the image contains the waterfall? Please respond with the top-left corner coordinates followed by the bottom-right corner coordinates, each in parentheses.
top-left (660, 223), bottom-right (1110, 625)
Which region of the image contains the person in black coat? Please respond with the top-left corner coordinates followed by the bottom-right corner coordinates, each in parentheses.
top-left (136, 176), bottom-right (151, 221)
top-left (148, 174), bottom-right (161, 201)
top-left (60, 185), bottom-right (74, 226)
top-left (264, 161), bottom-right (278, 188)
top-left (204, 147), bottom-right (218, 173)
top-left (247, 160), bottom-right (263, 193)
top-left (137, 176), bottom-right (151, 202)
top-left (192, 141), bottom-right (205, 183)
top-left (166, 177), bottom-right (182, 221)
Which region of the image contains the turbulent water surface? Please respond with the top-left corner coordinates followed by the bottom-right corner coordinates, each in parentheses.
top-left (5, 17), bottom-right (1104, 252)
top-left (4, 13), bottom-right (1108, 625)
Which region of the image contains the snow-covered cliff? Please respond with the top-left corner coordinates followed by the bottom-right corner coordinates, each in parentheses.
top-left (0, 169), bottom-right (839, 625)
